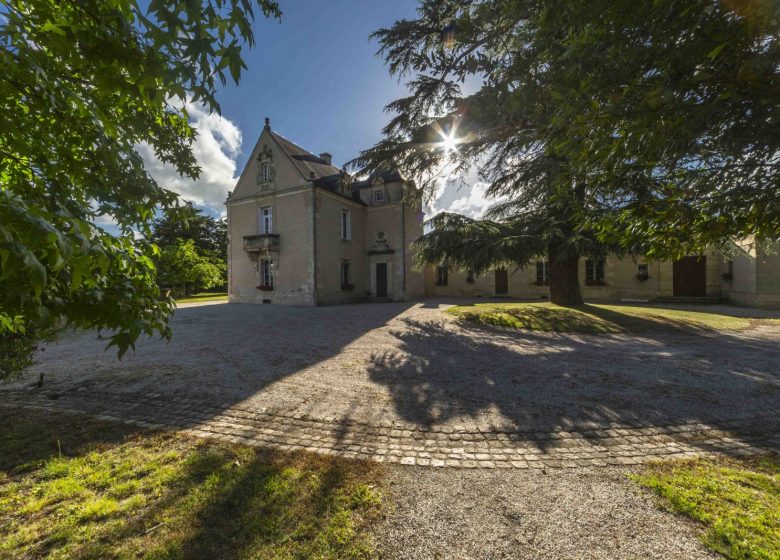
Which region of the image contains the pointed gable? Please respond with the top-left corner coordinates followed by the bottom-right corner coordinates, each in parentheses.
top-left (230, 121), bottom-right (346, 202)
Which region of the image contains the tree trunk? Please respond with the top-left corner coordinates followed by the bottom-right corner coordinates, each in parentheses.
top-left (549, 253), bottom-right (583, 305)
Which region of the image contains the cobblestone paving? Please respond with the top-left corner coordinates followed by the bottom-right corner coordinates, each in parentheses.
top-left (2, 301), bottom-right (779, 468)
top-left (2, 388), bottom-right (777, 469)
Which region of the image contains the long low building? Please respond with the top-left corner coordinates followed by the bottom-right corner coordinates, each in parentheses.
top-left (423, 244), bottom-right (780, 307)
top-left (226, 121), bottom-right (780, 308)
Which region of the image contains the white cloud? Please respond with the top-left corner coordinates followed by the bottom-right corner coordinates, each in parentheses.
top-left (426, 168), bottom-right (506, 220)
top-left (138, 101), bottom-right (241, 215)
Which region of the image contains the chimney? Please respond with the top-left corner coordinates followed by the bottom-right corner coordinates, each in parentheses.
top-left (319, 152), bottom-right (332, 165)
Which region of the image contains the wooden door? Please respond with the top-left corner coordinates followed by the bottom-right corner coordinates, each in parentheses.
top-left (495, 269), bottom-right (508, 295)
top-left (673, 256), bottom-right (707, 297)
top-left (375, 263), bottom-right (388, 298)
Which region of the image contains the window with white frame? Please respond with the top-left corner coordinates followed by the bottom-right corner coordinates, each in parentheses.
top-left (586, 259), bottom-right (606, 284)
top-left (340, 209), bottom-right (352, 240)
top-left (259, 162), bottom-right (270, 183)
top-left (536, 261), bottom-right (549, 285)
top-left (374, 189), bottom-right (384, 203)
top-left (260, 259), bottom-right (274, 289)
top-left (259, 206), bottom-right (273, 234)
top-left (341, 260), bottom-right (351, 288)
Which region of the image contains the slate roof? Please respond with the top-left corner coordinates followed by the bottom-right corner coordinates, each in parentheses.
top-left (266, 128), bottom-right (405, 203)
top-left (269, 131), bottom-right (342, 181)
top-left (354, 170), bottom-right (403, 188)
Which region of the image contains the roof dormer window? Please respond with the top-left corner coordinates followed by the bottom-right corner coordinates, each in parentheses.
top-left (374, 189), bottom-right (384, 203)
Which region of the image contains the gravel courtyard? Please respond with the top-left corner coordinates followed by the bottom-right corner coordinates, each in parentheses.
top-left (3, 300), bottom-right (779, 467)
top-left (3, 300), bottom-right (778, 558)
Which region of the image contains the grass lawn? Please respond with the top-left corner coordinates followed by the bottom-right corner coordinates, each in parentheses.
top-left (0, 408), bottom-right (384, 559)
top-left (174, 292), bottom-right (228, 304)
top-left (632, 457), bottom-right (780, 560)
top-left (446, 302), bottom-right (780, 333)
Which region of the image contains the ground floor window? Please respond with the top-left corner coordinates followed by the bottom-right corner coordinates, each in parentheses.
top-left (585, 259), bottom-right (606, 285)
top-left (341, 260), bottom-right (353, 289)
top-left (436, 266), bottom-right (448, 286)
top-left (535, 261), bottom-right (549, 285)
top-left (260, 259), bottom-right (274, 290)
top-left (637, 263), bottom-right (650, 281)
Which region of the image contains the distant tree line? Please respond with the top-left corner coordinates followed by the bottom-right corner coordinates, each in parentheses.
top-left (150, 204), bottom-right (227, 296)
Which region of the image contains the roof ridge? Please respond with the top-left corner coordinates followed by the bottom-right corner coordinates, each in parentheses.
top-left (269, 130), bottom-right (331, 163)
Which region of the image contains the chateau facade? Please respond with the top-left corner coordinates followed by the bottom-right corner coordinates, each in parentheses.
top-left (226, 121), bottom-right (780, 308)
top-left (226, 119), bottom-right (424, 305)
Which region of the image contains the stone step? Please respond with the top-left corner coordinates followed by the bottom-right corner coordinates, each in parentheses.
top-left (655, 296), bottom-right (725, 304)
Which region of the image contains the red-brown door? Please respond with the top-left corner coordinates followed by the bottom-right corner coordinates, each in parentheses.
top-left (495, 269), bottom-right (508, 295)
top-left (673, 256), bottom-right (707, 297)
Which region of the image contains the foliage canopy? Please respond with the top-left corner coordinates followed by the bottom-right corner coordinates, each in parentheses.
top-left (156, 239), bottom-right (226, 295)
top-left (355, 0), bottom-right (780, 302)
top-left (0, 0), bottom-right (279, 377)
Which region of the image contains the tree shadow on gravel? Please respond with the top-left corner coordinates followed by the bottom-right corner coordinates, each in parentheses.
top-left (366, 315), bottom-right (780, 451)
top-left (10, 301), bottom-right (415, 403)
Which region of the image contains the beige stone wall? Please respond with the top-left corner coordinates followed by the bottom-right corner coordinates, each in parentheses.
top-left (403, 204), bottom-right (426, 299)
top-left (228, 189), bottom-right (315, 305)
top-left (657, 253), bottom-right (722, 298)
top-left (231, 130), bottom-right (310, 202)
top-left (756, 241), bottom-right (780, 294)
top-left (705, 251), bottom-right (724, 297)
top-left (366, 204), bottom-right (404, 301)
top-left (581, 257), bottom-right (660, 301)
top-left (727, 240), bottom-right (780, 307)
top-left (425, 257), bottom-right (673, 301)
top-left (314, 189), bottom-right (368, 305)
top-left (726, 239), bottom-right (757, 296)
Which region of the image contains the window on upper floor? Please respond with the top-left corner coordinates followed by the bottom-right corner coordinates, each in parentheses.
top-left (436, 266), bottom-right (448, 286)
top-left (586, 259), bottom-right (606, 285)
top-left (259, 162), bottom-right (270, 183)
top-left (259, 206), bottom-right (273, 234)
top-left (536, 261), bottom-right (549, 285)
top-left (374, 189), bottom-right (384, 203)
top-left (340, 209), bottom-right (352, 240)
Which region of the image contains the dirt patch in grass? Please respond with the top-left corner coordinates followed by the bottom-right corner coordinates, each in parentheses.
top-left (632, 456), bottom-right (780, 560)
top-left (0, 407), bottom-right (384, 559)
top-left (446, 302), bottom-right (780, 333)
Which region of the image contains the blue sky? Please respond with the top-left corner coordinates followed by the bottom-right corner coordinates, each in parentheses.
top-left (140, 0), bottom-right (491, 219)
top-left (218, 0), bottom-right (420, 172)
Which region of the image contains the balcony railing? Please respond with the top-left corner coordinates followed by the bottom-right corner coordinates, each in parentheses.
top-left (243, 233), bottom-right (280, 252)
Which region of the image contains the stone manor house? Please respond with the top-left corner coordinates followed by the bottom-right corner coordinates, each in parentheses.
top-left (226, 121), bottom-right (780, 308)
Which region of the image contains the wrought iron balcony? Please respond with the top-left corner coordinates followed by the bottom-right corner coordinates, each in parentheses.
top-left (243, 233), bottom-right (280, 252)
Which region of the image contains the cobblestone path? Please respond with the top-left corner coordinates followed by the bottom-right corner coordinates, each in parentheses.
top-left (2, 388), bottom-right (777, 468)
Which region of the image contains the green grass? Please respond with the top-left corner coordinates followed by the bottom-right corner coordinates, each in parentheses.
top-left (445, 302), bottom-right (780, 333)
top-left (632, 457), bottom-right (780, 560)
top-left (174, 292), bottom-right (227, 304)
top-left (0, 408), bottom-right (384, 559)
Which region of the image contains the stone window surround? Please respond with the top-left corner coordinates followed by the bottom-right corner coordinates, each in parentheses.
top-left (340, 208), bottom-right (352, 241)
